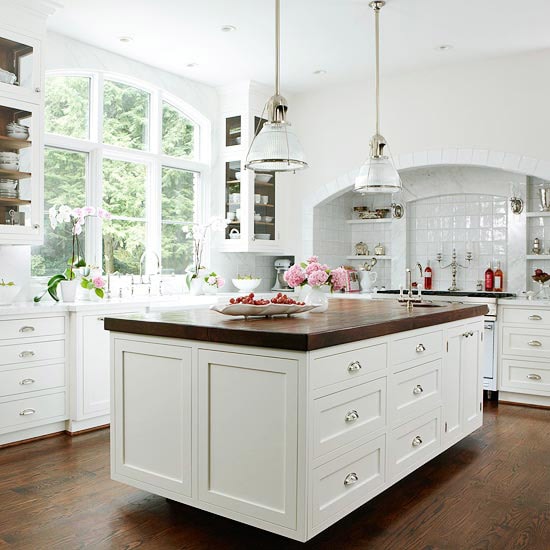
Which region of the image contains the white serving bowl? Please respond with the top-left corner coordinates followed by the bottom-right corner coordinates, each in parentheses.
top-left (254, 233), bottom-right (271, 240)
top-left (232, 278), bottom-right (262, 293)
top-left (0, 162), bottom-right (19, 171)
top-left (235, 171), bottom-right (241, 181)
top-left (264, 216), bottom-right (273, 222)
top-left (0, 285), bottom-right (20, 305)
top-left (255, 173), bottom-right (273, 184)
top-left (0, 180), bottom-right (17, 191)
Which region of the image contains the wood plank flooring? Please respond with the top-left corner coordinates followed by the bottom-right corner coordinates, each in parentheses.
top-left (0, 402), bottom-right (549, 549)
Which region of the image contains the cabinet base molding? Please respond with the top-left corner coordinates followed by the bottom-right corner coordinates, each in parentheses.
top-left (0, 421), bottom-right (66, 448)
top-left (67, 415), bottom-right (110, 434)
top-left (66, 422), bottom-right (109, 436)
top-left (499, 391), bottom-right (550, 409)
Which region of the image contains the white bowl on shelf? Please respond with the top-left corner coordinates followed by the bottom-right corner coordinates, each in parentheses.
top-left (255, 174), bottom-right (272, 184)
top-left (0, 179), bottom-right (18, 191)
top-left (235, 171), bottom-right (242, 181)
top-left (0, 284), bottom-right (20, 305)
top-left (0, 69), bottom-right (17, 85)
top-left (263, 216), bottom-right (273, 223)
top-left (232, 278), bottom-right (262, 293)
top-left (0, 162), bottom-right (19, 171)
top-left (254, 233), bottom-right (271, 240)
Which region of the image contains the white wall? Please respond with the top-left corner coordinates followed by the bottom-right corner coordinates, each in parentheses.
top-left (289, 49), bottom-right (550, 260)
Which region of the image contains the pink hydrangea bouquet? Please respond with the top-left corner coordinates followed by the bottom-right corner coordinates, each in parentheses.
top-left (284, 256), bottom-right (348, 291)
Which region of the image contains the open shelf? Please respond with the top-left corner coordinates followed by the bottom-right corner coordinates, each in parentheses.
top-left (0, 168), bottom-right (31, 179)
top-left (254, 221), bottom-right (275, 226)
top-left (346, 218), bottom-right (392, 224)
top-left (0, 197), bottom-right (30, 206)
top-left (0, 135), bottom-right (31, 149)
top-left (526, 255), bottom-right (550, 260)
top-left (346, 255), bottom-right (392, 260)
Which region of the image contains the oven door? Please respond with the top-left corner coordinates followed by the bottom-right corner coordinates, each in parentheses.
top-left (483, 320), bottom-right (496, 389)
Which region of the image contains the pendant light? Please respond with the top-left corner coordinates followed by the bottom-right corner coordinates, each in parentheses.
top-left (245, 0), bottom-right (307, 172)
top-left (355, 1), bottom-right (402, 193)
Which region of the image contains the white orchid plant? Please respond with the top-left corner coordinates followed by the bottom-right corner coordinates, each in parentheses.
top-left (183, 216), bottom-right (228, 289)
top-left (34, 205), bottom-right (111, 302)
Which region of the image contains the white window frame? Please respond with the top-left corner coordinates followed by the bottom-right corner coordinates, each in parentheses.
top-left (41, 69), bottom-right (211, 274)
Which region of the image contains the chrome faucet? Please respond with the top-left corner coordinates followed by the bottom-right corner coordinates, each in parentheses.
top-left (139, 249), bottom-right (161, 282)
top-left (399, 268), bottom-right (423, 311)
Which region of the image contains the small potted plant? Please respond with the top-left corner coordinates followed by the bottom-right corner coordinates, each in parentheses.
top-left (203, 272), bottom-right (225, 295)
top-left (34, 205), bottom-right (111, 302)
top-left (0, 279), bottom-right (20, 305)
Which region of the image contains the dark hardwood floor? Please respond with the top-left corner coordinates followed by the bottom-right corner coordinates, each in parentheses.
top-left (1, 402), bottom-right (549, 550)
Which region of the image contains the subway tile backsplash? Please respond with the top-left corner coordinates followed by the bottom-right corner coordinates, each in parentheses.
top-left (407, 194), bottom-right (508, 291)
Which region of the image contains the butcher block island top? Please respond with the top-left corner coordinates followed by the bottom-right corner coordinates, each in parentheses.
top-left (104, 298), bottom-right (488, 351)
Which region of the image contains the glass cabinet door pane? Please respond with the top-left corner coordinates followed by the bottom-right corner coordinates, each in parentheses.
top-left (225, 116), bottom-right (241, 147)
top-left (225, 160), bottom-right (241, 239)
top-left (0, 37), bottom-right (33, 93)
top-left (253, 172), bottom-right (276, 241)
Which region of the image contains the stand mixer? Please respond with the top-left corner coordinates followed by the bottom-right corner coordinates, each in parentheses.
top-left (272, 258), bottom-right (293, 291)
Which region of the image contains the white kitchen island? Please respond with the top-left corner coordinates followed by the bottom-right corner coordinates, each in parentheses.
top-left (105, 299), bottom-right (487, 542)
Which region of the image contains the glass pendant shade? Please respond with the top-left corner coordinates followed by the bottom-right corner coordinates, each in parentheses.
top-left (355, 155), bottom-right (402, 193)
top-left (246, 122), bottom-right (307, 172)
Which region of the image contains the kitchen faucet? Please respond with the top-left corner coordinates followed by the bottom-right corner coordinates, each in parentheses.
top-left (399, 268), bottom-right (422, 311)
top-left (139, 249), bottom-right (161, 282)
top-left (417, 262), bottom-right (423, 279)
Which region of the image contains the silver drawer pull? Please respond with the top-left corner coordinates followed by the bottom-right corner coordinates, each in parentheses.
top-left (528, 340), bottom-right (542, 347)
top-left (19, 326), bottom-right (35, 333)
top-left (345, 410), bottom-right (359, 423)
top-left (19, 408), bottom-right (36, 416)
top-left (348, 360), bottom-right (362, 372)
top-left (462, 332), bottom-right (470, 338)
top-left (412, 435), bottom-right (423, 447)
top-left (529, 315), bottom-right (543, 321)
top-left (20, 378), bottom-right (35, 385)
top-left (527, 373), bottom-right (542, 380)
top-left (344, 472), bottom-right (359, 486)
top-left (412, 384), bottom-right (424, 395)
top-left (19, 350), bottom-right (35, 358)
top-left (416, 343), bottom-right (426, 353)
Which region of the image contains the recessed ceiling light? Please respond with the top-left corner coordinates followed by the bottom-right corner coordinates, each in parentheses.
top-left (437, 44), bottom-right (453, 51)
top-left (186, 62), bottom-right (198, 68)
top-left (313, 69), bottom-right (327, 75)
top-left (221, 25), bottom-right (237, 32)
top-left (118, 36), bottom-right (133, 44)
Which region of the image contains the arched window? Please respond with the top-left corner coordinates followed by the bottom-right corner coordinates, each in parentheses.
top-left (31, 70), bottom-right (210, 277)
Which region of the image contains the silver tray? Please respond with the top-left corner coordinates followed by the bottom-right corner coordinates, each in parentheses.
top-left (210, 302), bottom-right (318, 318)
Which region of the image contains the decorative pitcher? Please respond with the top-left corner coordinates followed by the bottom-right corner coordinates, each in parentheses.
top-left (358, 270), bottom-right (377, 293)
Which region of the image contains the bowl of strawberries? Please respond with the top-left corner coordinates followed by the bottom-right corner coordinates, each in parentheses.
top-left (211, 292), bottom-right (318, 318)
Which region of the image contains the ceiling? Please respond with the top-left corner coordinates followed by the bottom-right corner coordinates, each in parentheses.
top-left (48, 0), bottom-right (550, 92)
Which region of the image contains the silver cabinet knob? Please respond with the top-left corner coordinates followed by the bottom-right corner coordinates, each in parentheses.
top-left (344, 472), bottom-right (359, 486)
top-left (416, 343), bottom-right (426, 353)
top-left (35, 87), bottom-right (41, 93)
top-left (97, 317), bottom-right (105, 321)
top-left (19, 378), bottom-right (35, 385)
top-left (348, 360), bottom-right (362, 372)
top-left (527, 373), bottom-right (542, 380)
top-left (412, 384), bottom-right (424, 395)
top-left (529, 315), bottom-right (542, 321)
top-left (19, 350), bottom-right (35, 358)
top-left (528, 340), bottom-right (542, 347)
top-left (412, 435), bottom-right (423, 447)
top-left (19, 408), bottom-right (36, 416)
top-left (19, 326), bottom-right (35, 333)
top-left (345, 410), bottom-right (359, 423)
top-left (462, 331), bottom-right (474, 338)
top-left (33, 224), bottom-right (40, 229)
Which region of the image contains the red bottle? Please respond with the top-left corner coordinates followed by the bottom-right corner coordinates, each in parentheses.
top-left (494, 261), bottom-right (503, 292)
top-left (485, 264), bottom-right (494, 292)
top-left (424, 260), bottom-right (433, 290)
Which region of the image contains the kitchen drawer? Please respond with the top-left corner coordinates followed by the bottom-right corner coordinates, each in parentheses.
top-left (313, 377), bottom-right (386, 458)
top-left (501, 307), bottom-right (550, 326)
top-left (312, 343), bottom-right (387, 390)
top-left (0, 339), bottom-right (65, 366)
top-left (501, 358), bottom-right (550, 394)
top-left (311, 434), bottom-right (385, 527)
top-left (390, 359), bottom-right (442, 424)
top-left (0, 392), bottom-right (66, 431)
top-left (0, 316), bottom-right (65, 341)
top-left (0, 363), bottom-right (65, 398)
top-left (391, 330), bottom-right (442, 368)
top-left (389, 408), bottom-right (441, 479)
top-left (501, 327), bottom-right (550, 359)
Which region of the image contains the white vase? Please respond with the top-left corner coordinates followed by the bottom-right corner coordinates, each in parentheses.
top-left (202, 283), bottom-right (218, 295)
top-left (189, 278), bottom-right (203, 296)
top-left (59, 279), bottom-right (79, 302)
top-left (305, 285), bottom-right (329, 313)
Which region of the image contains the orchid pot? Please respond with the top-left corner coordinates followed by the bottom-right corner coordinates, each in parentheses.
top-left (59, 279), bottom-right (79, 302)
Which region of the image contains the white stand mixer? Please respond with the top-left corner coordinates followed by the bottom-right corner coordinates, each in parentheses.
top-left (272, 258), bottom-right (293, 291)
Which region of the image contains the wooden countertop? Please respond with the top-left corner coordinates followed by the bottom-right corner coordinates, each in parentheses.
top-left (104, 298), bottom-right (488, 351)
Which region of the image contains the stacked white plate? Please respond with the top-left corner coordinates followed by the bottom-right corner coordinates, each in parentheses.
top-left (0, 152), bottom-right (19, 171)
top-left (0, 68), bottom-right (17, 85)
top-left (6, 122), bottom-right (29, 140)
top-left (0, 178), bottom-right (18, 198)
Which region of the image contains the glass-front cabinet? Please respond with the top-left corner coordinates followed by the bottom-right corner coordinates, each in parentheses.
top-left (0, 96), bottom-right (41, 243)
top-left (218, 85), bottom-right (284, 253)
top-left (0, 29), bottom-right (42, 103)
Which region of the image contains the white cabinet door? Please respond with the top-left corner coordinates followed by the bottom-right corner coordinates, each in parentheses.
top-left (112, 338), bottom-right (192, 497)
top-left (442, 327), bottom-right (464, 446)
top-left (198, 349), bottom-right (298, 529)
top-left (462, 323), bottom-right (483, 434)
